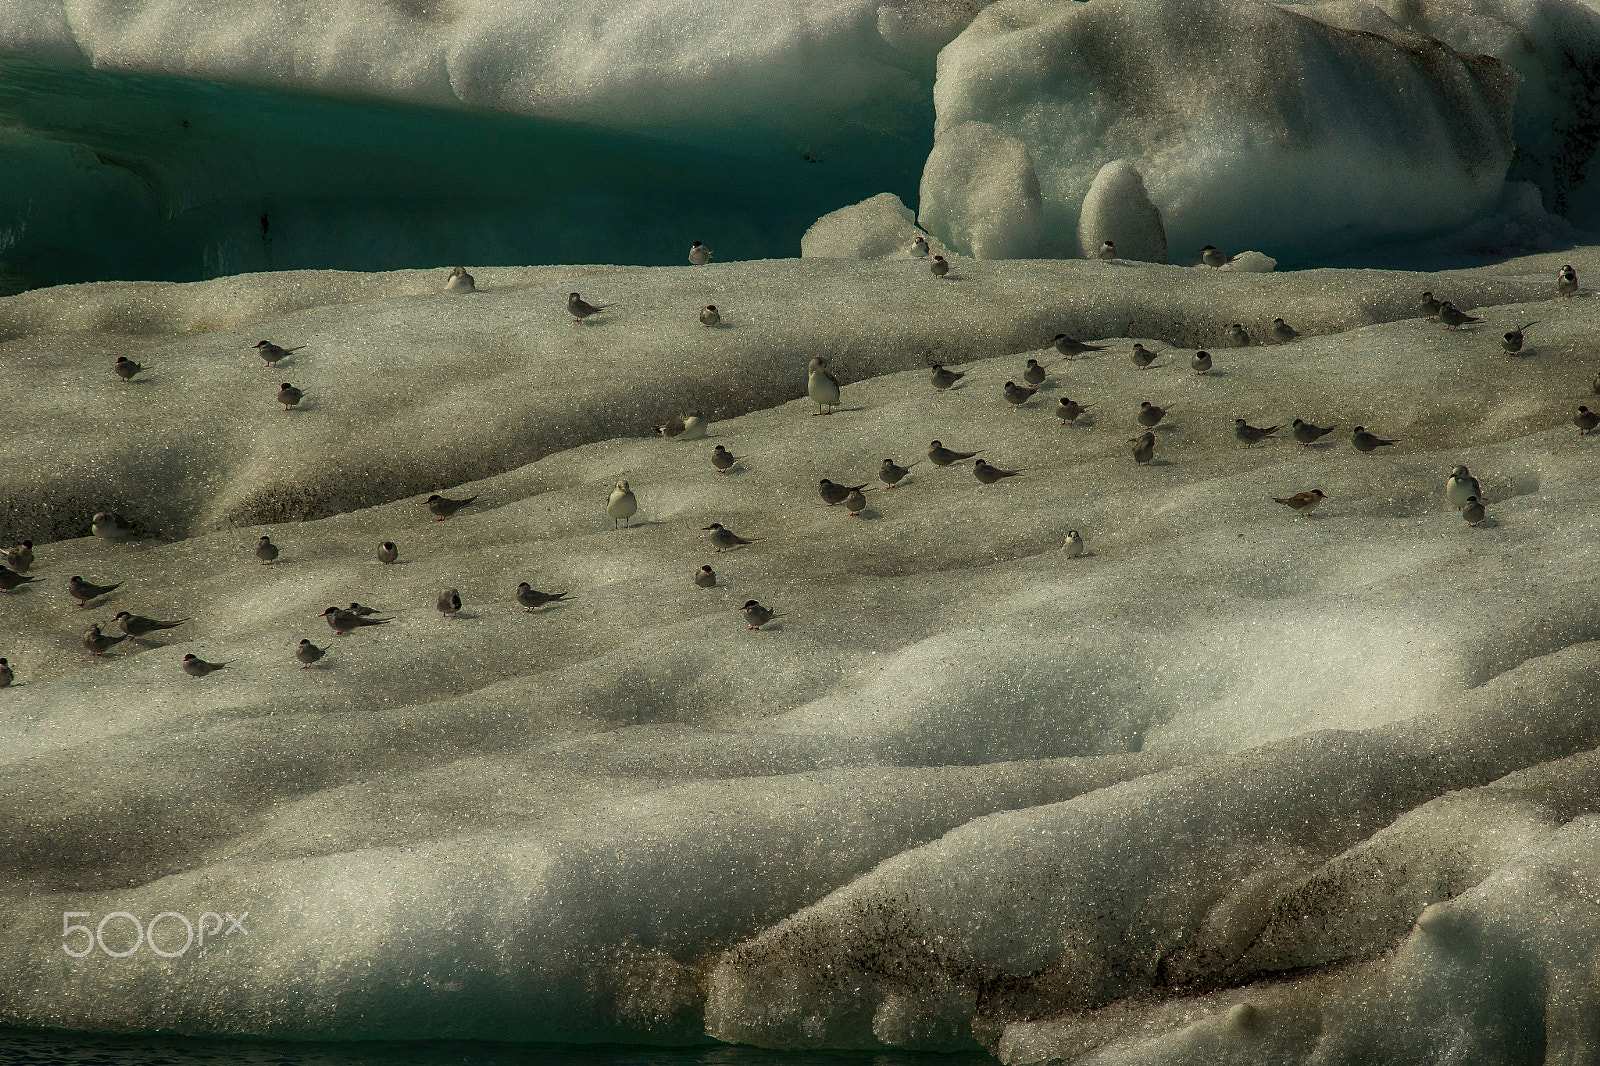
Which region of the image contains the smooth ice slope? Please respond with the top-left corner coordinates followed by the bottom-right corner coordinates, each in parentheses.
top-left (2, 248), bottom-right (1600, 1062)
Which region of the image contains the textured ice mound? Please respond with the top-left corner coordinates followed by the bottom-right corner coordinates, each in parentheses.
top-left (801, 193), bottom-right (946, 260)
top-left (1077, 160), bottom-right (1167, 264)
top-left (928, 0), bottom-right (1520, 263)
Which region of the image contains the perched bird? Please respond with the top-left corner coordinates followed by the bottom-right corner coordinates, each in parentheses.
top-left (427, 493), bottom-right (478, 521)
top-left (1274, 489), bottom-right (1327, 515)
top-left (1056, 397), bottom-right (1093, 425)
top-left (1003, 381), bottom-right (1038, 407)
top-left (1461, 496), bottom-right (1486, 526)
top-left (567, 293), bottom-right (604, 323)
top-left (4, 541), bottom-right (31, 572)
top-left (1063, 530), bottom-right (1085, 557)
top-left (931, 365), bottom-right (966, 391)
top-left (1096, 240), bottom-right (1116, 261)
top-left (377, 540), bottom-right (399, 564)
top-left (1191, 350), bottom-right (1212, 375)
top-left (740, 600), bottom-right (777, 630)
top-left (694, 565), bottom-right (717, 588)
top-left (1200, 245), bottom-right (1228, 267)
top-left (910, 235), bottom-right (930, 258)
top-left (182, 653), bottom-right (230, 677)
top-left (808, 357), bottom-right (841, 415)
top-left (515, 583), bottom-right (569, 611)
top-left (705, 523), bottom-right (756, 551)
top-left (296, 639), bottom-right (326, 668)
top-left (1577, 406), bottom-right (1599, 435)
top-left (928, 440), bottom-right (981, 466)
top-left (1234, 419), bottom-right (1279, 448)
top-left (277, 382), bottom-right (303, 411)
top-left (0, 658), bottom-right (11, 687)
top-left (608, 480), bottom-right (637, 528)
top-left (113, 611), bottom-right (186, 638)
top-left (700, 305), bottom-right (720, 327)
top-left (1420, 291), bottom-right (1442, 318)
top-left (930, 255), bottom-right (949, 278)
top-left (879, 458), bottom-right (916, 488)
top-left (974, 459), bottom-right (1020, 483)
top-left (1131, 343), bottom-right (1158, 369)
top-left (445, 266), bottom-right (475, 292)
top-left (1023, 358), bottom-right (1047, 386)
top-left (1445, 466), bottom-right (1482, 508)
top-left (1137, 401), bottom-right (1169, 427)
top-left (83, 625), bottom-right (127, 656)
top-left (113, 356), bottom-right (144, 382)
top-left (819, 479), bottom-right (867, 506)
top-left (688, 240), bottom-right (712, 266)
top-left (437, 588), bottom-right (462, 618)
top-left (92, 512), bottom-right (134, 541)
top-left (320, 606), bottom-right (390, 634)
top-left (1130, 431), bottom-right (1155, 466)
top-left (658, 411), bottom-right (708, 440)
top-left (68, 575), bottom-right (120, 607)
top-left (844, 488), bottom-right (868, 515)
top-left (1269, 318), bottom-right (1299, 344)
top-left (1502, 322), bottom-right (1537, 355)
top-left (1052, 334), bottom-right (1108, 360)
top-left (255, 535), bottom-right (279, 565)
top-left (1352, 426), bottom-right (1399, 452)
top-left (254, 340), bottom-right (303, 366)
top-left (711, 445), bottom-right (737, 473)
top-left (0, 567), bottom-right (34, 593)
top-left (1228, 324), bottom-right (1250, 347)
top-left (347, 602), bottom-right (383, 617)
top-left (1438, 302), bottom-right (1480, 329)
top-left (1291, 418), bottom-right (1338, 445)
top-left (1559, 264), bottom-right (1578, 296)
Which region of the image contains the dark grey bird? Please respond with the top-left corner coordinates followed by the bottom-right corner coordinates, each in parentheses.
top-left (844, 488), bottom-right (868, 515)
top-left (296, 639), bottom-right (326, 668)
top-left (973, 459), bottom-right (1020, 483)
top-left (1291, 418), bottom-right (1338, 445)
top-left (1559, 264), bottom-right (1578, 296)
top-left (182, 653), bottom-right (231, 677)
top-left (83, 624), bottom-right (127, 656)
top-left (1003, 381), bottom-right (1038, 407)
top-left (1420, 291), bottom-right (1442, 318)
top-left (694, 565), bottom-right (717, 588)
top-left (347, 602), bottom-right (383, 617)
top-left (700, 304), bottom-right (720, 327)
top-left (427, 493), bottom-right (478, 521)
top-left (879, 458), bottom-right (917, 487)
top-left (1199, 245), bottom-right (1228, 267)
top-left (320, 606), bottom-right (390, 634)
top-left (1577, 406), bottom-right (1599, 435)
top-left (1234, 419), bottom-right (1279, 448)
top-left (820, 479), bottom-right (867, 507)
top-left (445, 266), bottom-right (475, 292)
top-left (1052, 334), bottom-right (1108, 360)
top-left (1502, 322), bottom-right (1538, 356)
top-left (1137, 401), bottom-right (1169, 427)
top-left (515, 583), bottom-right (569, 611)
top-left (1274, 489), bottom-right (1327, 515)
top-left (1056, 397), bottom-right (1093, 424)
top-left (1269, 318), bottom-right (1299, 344)
top-left (1438, 302), bottom-right (1479, 329)
top-left (4, 541), bottom-right (31, 572)
top-left (377, 540), bottom-right (399, 564)
top-left (114, 356), bottom-right (144, 382)
top-left (1461, 496), bottom-right (1486, 526)
top-left (1228, 324), bottom-right (1250, 347)
top-left (741, 600), bottom-right (777, 630)
top-left (705, 523), bottom-right (756, 551)
top-left (1131, 431), bottom-right (1155, 465)
top-left (1096, 240), bottom-right (1116, 260)
top-left (930, 255), bottom-right (949, 278)
top-left (277, 382), bottom-right (303, 411)
top-left (688, 240), bottom-right (712, 266)
top-left (92, 512), bottom-right (134, 540)
top-left (1023, 359), bottom-right (1047, 386)
top-left (1352, 426), bottom-right (1399, 452)
top-left (928, 441), bottom-right (981, 466)
top-left (1191, 350), bottom-right (1212, 375)
top-left (255, 535), bottom-right (279, 565)
top-left (437, 588), bottom-right (462, 618)
top-left (930, 365), bottom-right (966, 391)
top-left (113, 611), bottom-right (186, 638)
top-left (712, 445), bottom-right (737, 473)
top-left (567, 293), bottom-right (605, 322)
top-left (254, 340), bottom-right (304, 366)
top-left (1131, 343), bottom-right (1158, 369)
top-left (68, 575), bottom-right (120, 607)
top-left (0, 566), bottom-right (35, 593)
top-left (0, 657), bottom-right (11, 687)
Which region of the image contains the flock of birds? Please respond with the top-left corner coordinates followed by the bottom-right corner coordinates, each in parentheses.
top-left (1, 244), bottom-right (1595, 685)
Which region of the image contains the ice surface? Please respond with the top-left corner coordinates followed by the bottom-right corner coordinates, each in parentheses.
top-left (2, 246), bottom-right (1600, 1060)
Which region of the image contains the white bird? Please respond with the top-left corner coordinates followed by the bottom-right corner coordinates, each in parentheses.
top-left (445, 266), bottom-right (475, 293)
top-left (909, 235), bottom-right (929, 258)
top-left (1096, 240), bottom-right (1115, 261)
top-left (1445, 466), bottom-right (1481, 509)
top-left (1063, 530), bottom-right (1085, 557)
top-left (92, 512), bottom-right (134, 541)
top-left (607, 480), bottom-right (638, 529)
top-left (1559, 264), bottom-right (1578, 296)
top-left (688, 241), bottom-right (712, 266)
top-left (808, 356), bottom-right (841, 415)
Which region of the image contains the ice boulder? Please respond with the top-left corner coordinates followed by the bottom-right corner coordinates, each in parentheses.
top-left (930, 0), bottom-right (1520, 265)
top-left (917, 121), bottom-right (1044, 259)
top-left (801, 193), bottom-right (945, 259)
top-left (1077, 159), bottom-right (1167, 263)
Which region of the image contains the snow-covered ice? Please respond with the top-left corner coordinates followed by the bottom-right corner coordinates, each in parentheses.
top-left (2, 245), bottom-right (1600, 1063)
